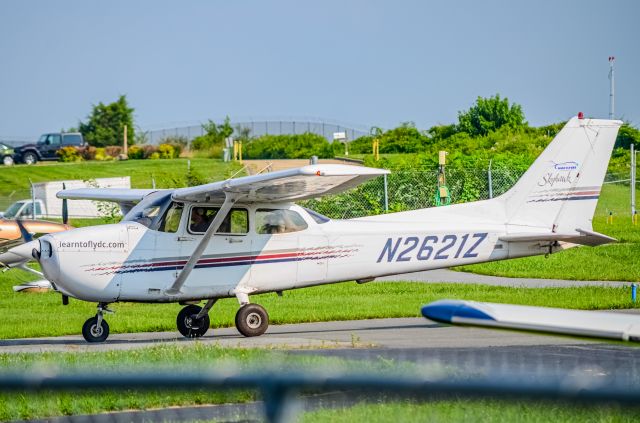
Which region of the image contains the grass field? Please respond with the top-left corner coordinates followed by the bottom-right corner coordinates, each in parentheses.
top-left (0, 158), bottom-right (239, 209)
top-left (0, 271), bottom-right (637, 339)
top-left (302, 401), bottom-right (640, 423)
top-left (458, 184), bottom-right (640, 281)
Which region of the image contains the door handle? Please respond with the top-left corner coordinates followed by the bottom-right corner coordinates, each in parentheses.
top-left (228, 238), bottom-right (243, 243)
top-left (177, 236), bottom-right (195, 242)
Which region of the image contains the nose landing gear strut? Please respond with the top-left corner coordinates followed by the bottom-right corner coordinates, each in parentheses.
top-left (82, 303), bottom-right (113, 343)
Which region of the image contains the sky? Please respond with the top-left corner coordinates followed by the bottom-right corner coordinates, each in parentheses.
top-left (0, 0), bottom-right (638, 140)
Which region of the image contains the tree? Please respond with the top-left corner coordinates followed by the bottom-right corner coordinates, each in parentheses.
top-left (457, 94), bottom-right (526, 137)
top-left (614, 123), bottom-right (640, 149)
top-left (191, 117), bottom-right (234, 150)
top-left (78, 95), bottom-right (135, 147)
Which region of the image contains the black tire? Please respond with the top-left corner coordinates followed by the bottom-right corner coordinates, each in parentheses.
top-left (2, 156), bottom-right (13, 166)
top-left (235, 304), bottom-right (269, 337)
top-left (82, 316), bottom-right (110, 343)
top-left (23, 152), bottom-right (37, 165)
top-left (176, 305), bottom-right (210, 338)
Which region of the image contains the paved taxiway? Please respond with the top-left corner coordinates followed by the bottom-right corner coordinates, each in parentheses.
top-left (0, 317), bottom-right (606, 354)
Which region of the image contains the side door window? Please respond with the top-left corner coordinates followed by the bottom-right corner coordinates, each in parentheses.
top-left (188, 206), bottom-right (248, 235)
top-left (46, 134), bottom-right (61, 158)
top-left (62, 134), bottom-right (82, 146)
top-left (21, 203), bottom-right (33, 217)
top-left (255, 209), bottom-right (308, 234)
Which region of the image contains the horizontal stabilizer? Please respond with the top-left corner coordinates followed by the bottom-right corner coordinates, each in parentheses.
top-left (422, 300), bottom-right (640, 342)
top-left (57, 188), bottom-right (158, 203)
top-left (58, 188), bottom-right (158, 215)
top-left (499, 228), bottom-right (616, 246)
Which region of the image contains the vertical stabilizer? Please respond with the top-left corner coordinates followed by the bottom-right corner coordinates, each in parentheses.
top-left (500, 116), bottom-right (622, 232)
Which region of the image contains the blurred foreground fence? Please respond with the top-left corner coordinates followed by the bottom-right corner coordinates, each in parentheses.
top-left (2, 370), bottom-right (640, 422)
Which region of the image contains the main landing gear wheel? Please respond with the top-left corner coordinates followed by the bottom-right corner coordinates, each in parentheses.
top-left (82, 316), bottom-right (110, 343)
top-left (235, 304), bottom-right (269, 337)
top-left (177, 304), bottom-right (210, 338)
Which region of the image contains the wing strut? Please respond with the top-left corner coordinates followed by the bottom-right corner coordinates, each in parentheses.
top-left (165, 192), bottom-right (241, 296)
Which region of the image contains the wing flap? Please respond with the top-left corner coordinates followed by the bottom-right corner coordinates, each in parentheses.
top-left (172, 164), bottom-right (389, 203)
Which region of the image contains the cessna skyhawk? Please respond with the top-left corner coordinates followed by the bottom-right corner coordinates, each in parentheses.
top-left (6, 115), bottom-right (622, 342)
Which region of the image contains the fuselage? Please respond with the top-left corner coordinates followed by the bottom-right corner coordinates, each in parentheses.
top-left (37, 201), bottom-right (563, 303)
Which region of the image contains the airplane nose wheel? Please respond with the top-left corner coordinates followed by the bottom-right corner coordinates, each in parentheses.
top-left (82, 304), bottom-right (110, 343)
top-left (235, 303), bottom-right (269, 337)
top-left (177, 304), bottom-right (211, 338)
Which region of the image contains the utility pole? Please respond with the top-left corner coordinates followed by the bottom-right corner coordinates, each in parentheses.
top-left (608, 56), bottom-right (615, 119)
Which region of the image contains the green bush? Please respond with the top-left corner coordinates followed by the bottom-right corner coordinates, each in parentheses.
top-left (191, 117), bottom-right (233, 151)
top-left (243, 133), bottom-right (333, 159)
top-left (56, 146), bottom-right (82, 162)
top-left (149, 152), bottom-right (160, 160)
top-left (127, 145), bottom-right (144, 159)
top-left (157, 143), bottom-right (175, 159)
top-left (94, 148), bottom-right (107, 161)
top-left (158, 135), bottom-right (187, 157)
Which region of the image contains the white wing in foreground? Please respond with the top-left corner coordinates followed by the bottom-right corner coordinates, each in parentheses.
top-left (172, 164), bottom-right (389, 203)
top-left (422, 300), bottom-right (640, 342)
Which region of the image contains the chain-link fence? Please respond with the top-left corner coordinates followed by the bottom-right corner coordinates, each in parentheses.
top-left (301, 168), bottom-right (526, 219)
top-left (146, 120), bottom-right (370, 145)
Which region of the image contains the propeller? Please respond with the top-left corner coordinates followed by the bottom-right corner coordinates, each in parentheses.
top-left (15, 219), bottom-right (33, 243)
top-left (62, 183), bottom-right (68, 225)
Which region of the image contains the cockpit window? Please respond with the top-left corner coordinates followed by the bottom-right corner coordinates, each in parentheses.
top-left (256, 209), bottom-right (308, 234)
top-left (189, 207), bottom-right (248, 234)
top-left (159, 202), bottom-right (183, 233)
top-left (302, 207), bottom-right (330, 224)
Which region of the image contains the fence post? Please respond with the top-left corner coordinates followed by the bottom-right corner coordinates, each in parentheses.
top-left (30, 180), bottom-right (35, 220)
top-left (487, 160), bottom-right (493, 199)
top-left (383, 174), bottom-right (389, 213)
top-left (631, 143), bottom-right (636, 219)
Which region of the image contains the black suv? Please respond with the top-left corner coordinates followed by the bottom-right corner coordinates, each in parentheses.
top-left (14, 132), bottom-right (86, 164)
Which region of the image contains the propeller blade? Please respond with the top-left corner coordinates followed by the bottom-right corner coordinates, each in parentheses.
top-left (15, 219), bottom-right (33, 243)
top-left (62, 183), bottom-right (69, 225)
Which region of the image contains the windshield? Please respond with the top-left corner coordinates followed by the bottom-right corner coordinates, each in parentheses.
top-left (37, 134), bottom-right (47, 144)
top-left (123, 191), bottom-right (172, 229)
top-left (4, 202), bottom-right (25, 219)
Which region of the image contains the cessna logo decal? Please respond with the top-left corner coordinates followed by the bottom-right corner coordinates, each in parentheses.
top-left (552, 161), bottom-right (579, 171)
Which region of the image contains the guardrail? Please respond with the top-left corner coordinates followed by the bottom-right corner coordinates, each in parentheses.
top-left (2, 370), bottom-right (639, 422)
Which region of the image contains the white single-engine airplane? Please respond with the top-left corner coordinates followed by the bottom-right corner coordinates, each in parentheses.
top-left (6, 115), bottom-right (622, 342)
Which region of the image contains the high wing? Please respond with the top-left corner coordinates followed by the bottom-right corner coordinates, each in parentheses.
top-left (422, 300), bottom-right (640, 342)
top-left (57, 188), bottom-right (159, 214)
top-left (499, 229), bottom-right (616, 247)
top-left (172, 164), bottom-right (390, 203)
